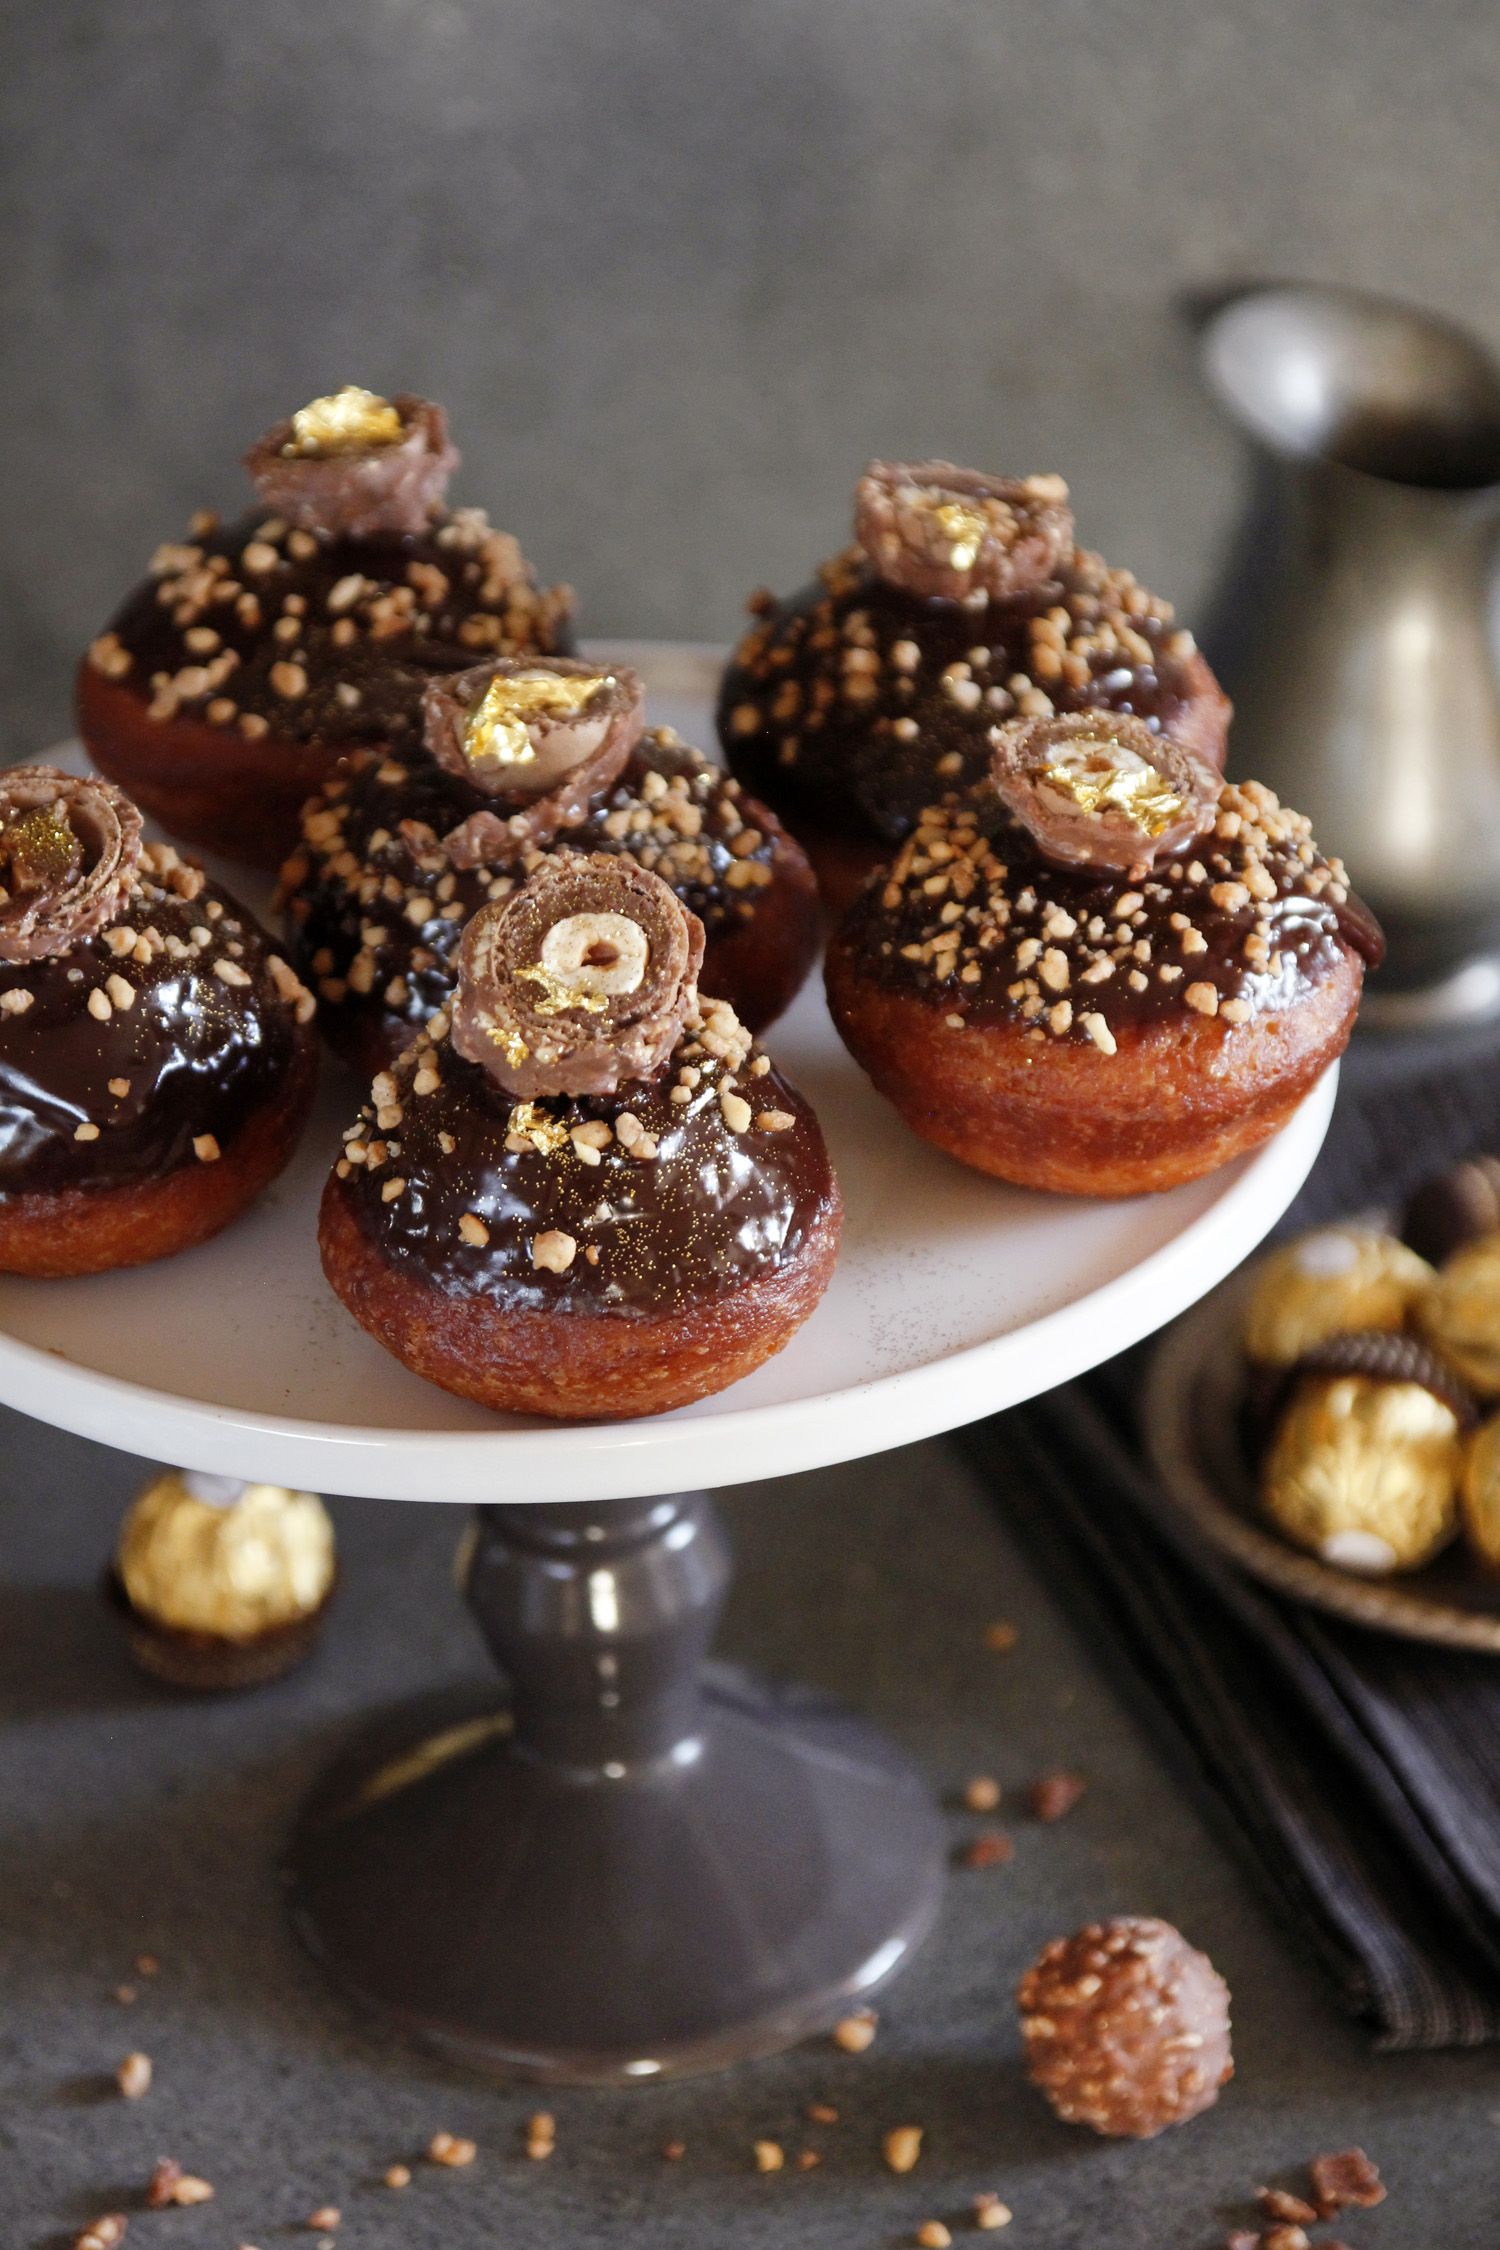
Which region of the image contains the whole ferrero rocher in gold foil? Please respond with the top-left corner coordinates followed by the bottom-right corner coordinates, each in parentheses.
top-left (1418, 1232), bottom-right (1500, 1398)
top-left (1461, 1415), bottom-right (1500, 1571)
top-left (115, 1470), bottom-right (336, 1690)
top-left (1262, 1372), bottom-right (1463, 1575)
top-left (1242, 1228), bottom-right (1433, 1369)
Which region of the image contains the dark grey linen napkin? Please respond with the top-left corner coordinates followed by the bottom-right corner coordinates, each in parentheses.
top-left (961, 1022), bottom-right (1500, 2050)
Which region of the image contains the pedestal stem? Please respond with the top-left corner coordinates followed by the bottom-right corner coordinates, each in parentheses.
top-left (465, 1494), bottom-right (729, 1770)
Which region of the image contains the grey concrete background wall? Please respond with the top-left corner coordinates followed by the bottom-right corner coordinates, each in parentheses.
top-left (3, 1), bottom-right (1499, 749)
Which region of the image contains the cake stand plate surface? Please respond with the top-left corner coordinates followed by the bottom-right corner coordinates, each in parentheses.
top-left (0, 642), bottom-right (1334, 1503)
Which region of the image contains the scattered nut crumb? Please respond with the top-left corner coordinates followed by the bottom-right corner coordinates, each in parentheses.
top-left (193, 1134), bottom-right (221, 1164)
top-left (960, 1830), bottom-right (1014, 1869)
top-left (661, 2140), bottom-right (686, 2162)
top-left (962, 1775), bottom-right (1001, 1812)
top-left (146, 2161), bottom-right (212, 2208)
top-left (753, 2139), bottom-right (785, 2173)
top-left (305, 2210), bottom-right (340, 2234)
top-left (795, 2148), bottom-right (821, 2170)
top-left (74, 2219), bottom-right (127, 2250)
top-left (427, 2130), bottom-right (477, 2167)
top-left (1311, 2147), bottom-right (1386, 2212)
top-left (115, 2051), bottom-right (151, 2099)
top-left (984, 1622), bottom-right (1017, 1652)
top-left (973, 2193), bottom-right (1013, 2229)
top-left (1258, 2186), bottom-right (1318, 2225)
top-left (832, 2007), bottom-right (878, 2053)
top-left (1029, 1770), bottom-right (1086, 1822)
top-left (916, 2224), bottom-right (951, 2248)
top-left (526, 2112), bottom-right (556, 2160)
top-left (383, 2162), bottom-right (411, 2188)
top-left (806, 2101), bottom-right (839, 2125)
top-left (883, 2124), bottom-right (923, 2174)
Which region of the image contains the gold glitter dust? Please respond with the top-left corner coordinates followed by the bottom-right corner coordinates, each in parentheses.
top-left (285, 386), bottom-right (404, 456)
top-left (929, 497), bottom-right (989, 570)
top-left (0, 805), bottom-right (82, 891)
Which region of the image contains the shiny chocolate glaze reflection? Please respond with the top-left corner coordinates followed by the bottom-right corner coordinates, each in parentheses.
top-left (335, 1021), bottom-right (836, 1317)
top-left (0, 852), bottom-right (307, 1195)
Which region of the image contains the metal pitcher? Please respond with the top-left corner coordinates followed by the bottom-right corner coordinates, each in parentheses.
top-left (1200, 283), bottom-right (1500, 1026)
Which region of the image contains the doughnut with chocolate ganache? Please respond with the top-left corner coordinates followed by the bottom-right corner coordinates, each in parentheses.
top-left (719, 460), bottom-right (1231, 912)
top-left (319, 855), bottom-right (840, 1420)
top-left (78, 388), bottom-right (574, 866)
top-left (0, 767), bottom-right (318, 1275)
top-left (825, 714), bottom-right (1382, 1197)
top-left (280, 656), bottom-right (819, 1075)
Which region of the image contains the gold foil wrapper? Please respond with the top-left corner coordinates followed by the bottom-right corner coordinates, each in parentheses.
top-left (462, 671), bottom-right (611, 773)
top-left (1462, 1414), bottom-right (1500, 1570)
top-left (1418, 1232), bottom-right (1500, 1398)
top-left (1243, 1228), bottom-right (1433, 1368)
top-left (285, 386), bottom-right (405, 457)
top-left (1262, 1375), bottom-right (1461, 1574)
top-left (117, 1472), bottom-right (335, 1640)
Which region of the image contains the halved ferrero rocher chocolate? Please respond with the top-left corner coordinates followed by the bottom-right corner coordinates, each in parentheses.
top-left (989, 712), bottom-right (1220, 873)
top-left (0, 767), bottom-right (143, 964)
top-left (451, 853), bottom-right (705, 1099)
top-left (1261, 1343), bottom-right (1465, 1574)
top-left (854, 460), bottom-right (1074, 603)
top-left (243, 388), bottom-right (458, 538)
top-left (424, 657), bottom-right (646, 861)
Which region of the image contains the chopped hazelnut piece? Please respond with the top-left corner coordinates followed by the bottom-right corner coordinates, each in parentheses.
top-left (427, 2130), bottom-right (477, 2167)
top-left (193, 1134), bottom-right (221, 1164)
top-left (383, 2163), bottom-right (412, 2188)
top-left (832, 2007), bottom-right (878, 2053)
top-left (115, 2050), bottom-right (152, 2099)
top-left (916, 2225), bottom-right (952, 2248)
top-left (532, 1229), bottom-right (577, 1273)
top-left (753, 2140), bottom-right (784, 2173)
top-left (962, 1775), bottom-right (1000, 1812)
top-left (973, 2194), bottom-right (1013, 2229)
top-left (883, 2124), bottom-right (923, 2174)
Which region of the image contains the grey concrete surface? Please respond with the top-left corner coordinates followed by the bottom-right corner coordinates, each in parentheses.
top-left (5, 2), bottom-right (1500, 751)
top-left (1, 1412), bottom-right (1485, 2249)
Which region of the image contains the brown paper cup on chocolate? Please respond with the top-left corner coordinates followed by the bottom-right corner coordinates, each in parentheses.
top-left (451, 853), bottom-right (705, 1099)
top-left (244, 390), bottom-right (458, 537)
top-left (989, 712), bottom-right (1220, 873)
top-left (854, 460), bottom-right (1073, 603)
top-left (0, 767), bottom-right (143, 964)
top-left (424, 658), bottom-right (646, 861)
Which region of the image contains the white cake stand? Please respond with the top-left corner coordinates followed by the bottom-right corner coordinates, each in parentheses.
top-left (0, 649), bottom-right (1335, 2081)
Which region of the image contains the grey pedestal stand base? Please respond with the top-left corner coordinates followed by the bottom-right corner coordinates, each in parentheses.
top-left (286, 1493), bottom-right (946, 2084)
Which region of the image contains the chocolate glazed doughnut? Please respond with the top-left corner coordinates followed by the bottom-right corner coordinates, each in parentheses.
top-left (319, 856), bottom-right (841, 1420)
top-left (0, 768), bottom-right (319, 1275)
top-left (719, 460), bottom-right (1231, 913)
top-left (825, 716), bottom-right (1381, 1197)
top-left (77, 388), bottom-right (574, 866)
top-left (279, 656), bottom-right (819, 1075)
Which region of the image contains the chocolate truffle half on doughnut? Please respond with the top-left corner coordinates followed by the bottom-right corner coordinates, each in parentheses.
top-left (719, 460), bottom-right (1231, 911)
top-left (319, 855), bottom-right (841, 1420)
top-left (0, 768), bottom-right (318, 1275)
top-left (279, 655), bottom-right (819, 1075)
top-left (78, 388), bottom-right (574, 866)
top-left (825, 716), bottom-right (1381, 1196)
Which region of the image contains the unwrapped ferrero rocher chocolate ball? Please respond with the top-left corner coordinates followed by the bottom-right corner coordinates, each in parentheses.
top-left (1461, 1415), bottom-right (1500, 1571)
top-left (1242, 1228), bottom-right (1433, 1369)
top-left (1418, 1233), bottom-right (1500, 1398)
top-left (1262, 1364), bottom-right (1463, 1574)
top-left (114, 1469), bottom-right (336, 1690)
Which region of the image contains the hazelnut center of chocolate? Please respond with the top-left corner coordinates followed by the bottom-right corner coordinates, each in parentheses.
top-left (284, 386), bottom-right (405, 457)
top-left (537, 912), bottom-right (649, 999)
top-left (1039, 733), bottom-right (1188, 839)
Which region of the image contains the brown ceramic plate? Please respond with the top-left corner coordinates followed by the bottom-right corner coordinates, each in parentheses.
top-left (1145, 1263), bottom-right (1500, 1651)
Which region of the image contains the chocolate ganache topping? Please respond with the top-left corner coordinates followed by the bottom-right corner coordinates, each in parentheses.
top-left (839, 773), bottom-right (1383, 1054)
top-left (425, 657), bottom-right (646, 859)
top-left (334, 986), bottom-right (834, 1316)
top-left (244, 388), bottom-right (459, 539)
top-left (0, 812), bottom-right (315, 1197)
top-left (451, 857), bottom-right (704, 1100)
top-left (719, 463), bottom-right (1223, 849)
top-left (281, 730), bottom-right (786, 1050)
top-left (0, 770), bottom-right (142, 963)
top-left (85, 392), bottom-right (574, 754)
